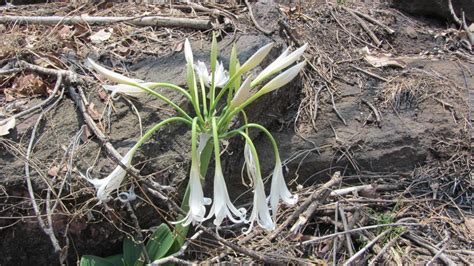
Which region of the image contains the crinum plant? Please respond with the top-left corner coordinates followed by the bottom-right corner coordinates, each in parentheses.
top-left (87, 34), bottom-right (307, 235)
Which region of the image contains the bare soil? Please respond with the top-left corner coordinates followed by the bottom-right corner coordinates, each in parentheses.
top-left (0, 1), bottom-right (472, 265)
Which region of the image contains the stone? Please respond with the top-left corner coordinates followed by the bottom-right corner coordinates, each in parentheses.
top-left (391, 0), bottom-right (474, 22)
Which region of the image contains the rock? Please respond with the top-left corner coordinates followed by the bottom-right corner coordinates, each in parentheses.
top-left (404, 25), bottom-right (418, 39)
top-left (391, 0), bottom-right (474, 22)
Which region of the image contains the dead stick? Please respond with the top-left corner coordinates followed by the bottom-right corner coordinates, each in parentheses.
top-left (348, 8), bottom-right (395, 34)
top-left (461, 12), bottom-right (474, 46)
top-left (339, 207), bottom-right (354, 257)
top-left (343, 230), bottom-right (389, 265)
top-left (24, 75), bottom-right (63, 254)
top-left (361, 99), bottom-right (381, 124)
top-left (341, 7), bottom-right (382, 46)
top-left (404, 234), bottom-right (456, 266)
top-left (448, 0), bottom-right (462, 25)
top-left (0, 15), bottom-right (211, 30)
top-left (351, 65), bottom-right (388, 82)
top-left (273, 171), bottom-right (342, 240)
top-left (448, 0), bottom-right (474, 45)
top-left (368, 232), bottom-right (404, 265)
top-left (197, 225), bottom-right (289, 264)
top-left (244, 0), bottom-right (273, 35)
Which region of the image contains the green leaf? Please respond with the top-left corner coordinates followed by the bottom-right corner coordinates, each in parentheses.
top-left (80, 255), bottom-right (117, 266)
top-left (123, 237), bottom-right (142, 266)
top-left (105, 255), bottom-right (124, 266)
top-left (146, 224), bottom-right (175, 261)
top-left (210, 32), bottom-right (218, 73)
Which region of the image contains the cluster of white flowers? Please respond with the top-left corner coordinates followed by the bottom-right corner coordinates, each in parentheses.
top-left (86, 36), bottom-right (307, 232)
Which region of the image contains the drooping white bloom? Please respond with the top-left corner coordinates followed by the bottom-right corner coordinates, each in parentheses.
top-left (206, 162), bottom-right (247, 228)
top-left (87, 58), bottom-right (138, 86)
top-left (252, 43), bottom-right (308, 86)
top-left (230, 75), bottom-right (252, 108)
top-left (243, 143), bottom-right (275, 233)
top-left (269, 157), bottom-right (298, 219)
top-left (239, 42), bottom-right (274, 73)
top-left (87, 145), bottom-right (138, 202)
top-left (103, 82), bottom-right (156, 99)
top-left (194, 61), bottom-right (229, 88)
top-left (258, 61), bottom-right (306, 95)
top-left (172, 157), bottom-right (211, 226)
top-left (244, 176), bottom-right (275, 233)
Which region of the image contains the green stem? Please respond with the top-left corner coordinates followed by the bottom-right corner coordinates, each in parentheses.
top-left (211, 117), bottom-right (221, 168)
top-left (199, 76), bottom-right (208, 118)
top-left (135, 117), bottom-right (192, 148)
top-left (146, 82), bottom-right (192, 100)
top-left (132, 83), bottom-right (193, 122)
top-left (221, 123), bottom-right (280, 160)
top-left (238, 131), bottom-right (262, 175)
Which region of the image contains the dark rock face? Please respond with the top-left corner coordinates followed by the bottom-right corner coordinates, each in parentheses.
top-left (391, 0), bottom-right (474, 22)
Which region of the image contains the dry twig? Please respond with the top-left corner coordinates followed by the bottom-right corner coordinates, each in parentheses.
top-left (341, 6), bottom-right (382, 46)
top-left (275, 171), bottom-right (342, 238)
top-left (244, 0), bottom-right (273, 35)
top-left (0, 15), bottom-right (212, 30)
top-left (24, 75), bottom-right (64, 258)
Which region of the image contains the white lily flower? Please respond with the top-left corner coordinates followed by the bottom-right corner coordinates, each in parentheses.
top-left (239, 42), bottom-right (274, 73)
top-left (172, 158), bottom-right (211, 226)
top-left (87, 58), bottom-right (138, 86)
top-left (194, 61), bottom-right (229, 88)
top-left (269, 157), bottom-right (298, 219)
top-left (184, 39), bottom-right (193, 64)
top-left (252, 43), bottom-right (308, 86)
top-left (258, 61), bottom-right (306, 95)
top-left (206, 161), bottom-right (247, 228)
top-left (230, 75), bottom-right (252, 108)
top-left (103, 82), bottom-right (156, 99)
top-left (87, 145), bottom-right (138, 202)
top-left (243, 143), bottom-right (275, 233)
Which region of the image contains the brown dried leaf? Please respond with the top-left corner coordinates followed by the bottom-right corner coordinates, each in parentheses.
top-left (11, 74), bottom-right (48, 98)
top-left (465, 218), bottom-right (474, 239)
top-left (98, 89), bottom-right (109, 101)
top-left (48, 165), bottom-right (59, 177)
top-left (57, 25), bottom-right (73, 39)
top-left (87, 103), bottom-right (101, 121)
top-left (81, 124), bottom-right (92, 142)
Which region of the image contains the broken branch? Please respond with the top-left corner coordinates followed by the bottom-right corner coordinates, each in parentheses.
top-left (0, 15), bottom-right (212, 30)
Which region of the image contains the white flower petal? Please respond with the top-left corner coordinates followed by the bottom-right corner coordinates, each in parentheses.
top-left (206, 163), bottom-right (246, 228)
top-left (214, 61), bottom-right (229, 88)
top-left (243, 142), bottom-right (275, 233)
top-left (88, 58), bottom-right (137, 86)
top-left (195, 61), bottom-right (209, 85)
top-left (239, 42), bottom-right (274, 73)
top-left (230, 75), bottom-right (253, 108)
top-left (184, 39), bottom-right (193, 64)
top-left (269, 157), bottom-right (298, 219)
top-left (172, 162), bottom-right (210, 226)
top-left (253, 43), bottom-right (308, 86)
top-left (259, 61), bottom-right (306, 95)
top-left (87, 146), bottom-right (137, 202)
